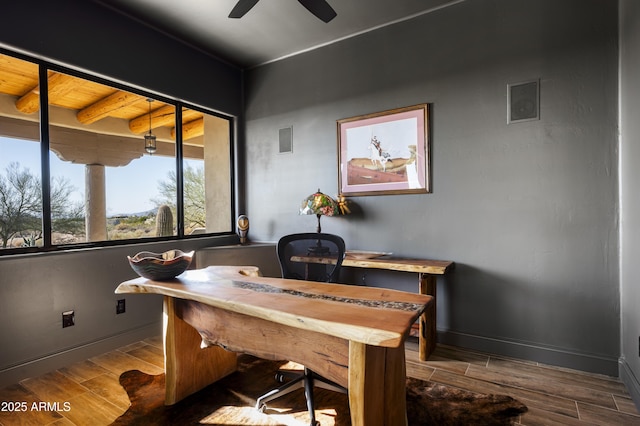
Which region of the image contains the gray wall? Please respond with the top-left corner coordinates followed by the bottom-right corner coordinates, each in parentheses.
top-left (620, 0), bottom-right (640, 407)
top-left (244, 0), bottom-right (621, 376)
top-left (196, 243), bottom-right (280, 277)
top-left (0, 0), bottom-right (244, 386)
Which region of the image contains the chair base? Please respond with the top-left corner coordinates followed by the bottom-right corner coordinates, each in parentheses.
top-left (255, 367), bottom-right (347, 426)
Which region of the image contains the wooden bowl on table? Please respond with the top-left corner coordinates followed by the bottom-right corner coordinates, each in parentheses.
top-left (127, 249), bottom-right (194, 280)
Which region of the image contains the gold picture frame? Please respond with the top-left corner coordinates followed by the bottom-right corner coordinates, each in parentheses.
top-left (337, 104), bottom-right (430, 196)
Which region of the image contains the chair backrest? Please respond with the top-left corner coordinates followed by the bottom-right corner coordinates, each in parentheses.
top-left (277, 233), bottom-right (346, 283)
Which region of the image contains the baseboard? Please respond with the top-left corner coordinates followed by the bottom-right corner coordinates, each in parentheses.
top-left (0, 322), bottom-right (162, 388)
top-left (620, 358), bottom-right (640, 411)
top-left (437, 330), bottom-right (620, 377)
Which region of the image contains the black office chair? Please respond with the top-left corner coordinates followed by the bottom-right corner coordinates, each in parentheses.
top-left (255, 232), bottom-right (347, 426)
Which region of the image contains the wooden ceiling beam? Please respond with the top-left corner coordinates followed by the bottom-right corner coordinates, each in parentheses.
top-left (171, 118), bottom-right (204, 141)
top-left (129, 104), bottom-right (176, 134)
top-left (129, 106), bottom-right (202, 134)
top-left (77, 91), bottom-right (145, 125)
top-left (9, 65), bottom-right (209, 142)
top-left (15, 72), bottom-right (78, 114)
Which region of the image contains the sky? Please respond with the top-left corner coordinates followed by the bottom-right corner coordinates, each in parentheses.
top-left (345, 117), bottom-right (417, 160)
top-left (0, 136), bottom-right (200, 215)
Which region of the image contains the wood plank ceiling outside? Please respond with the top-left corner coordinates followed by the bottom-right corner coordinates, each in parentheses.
top-left (0, 54), bottom-right (204, 143)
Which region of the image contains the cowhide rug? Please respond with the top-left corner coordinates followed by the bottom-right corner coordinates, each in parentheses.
top-left (112, 355), bottom-right (526, 425)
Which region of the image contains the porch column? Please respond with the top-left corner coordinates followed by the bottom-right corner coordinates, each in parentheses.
top-left (203, 115), bottom-right (231, 232)
top-left (85, 164), bottom-right (107, 241)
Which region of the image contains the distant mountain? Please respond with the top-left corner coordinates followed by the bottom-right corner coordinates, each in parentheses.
top-left (109, 208), bottom-right (157, 218)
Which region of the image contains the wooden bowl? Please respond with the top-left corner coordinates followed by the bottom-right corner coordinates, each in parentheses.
top-left (127, 249), bottom-right (194, 280)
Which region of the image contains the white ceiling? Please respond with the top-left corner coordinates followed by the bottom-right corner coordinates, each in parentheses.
top-left (95, 0), bottom-right (464, 69)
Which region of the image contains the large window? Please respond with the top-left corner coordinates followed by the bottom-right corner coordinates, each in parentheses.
top-left (0, 50), bottom-right (234, 253)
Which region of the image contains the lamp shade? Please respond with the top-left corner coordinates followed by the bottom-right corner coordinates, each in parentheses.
top-left (300, 189), bottom-right (340, 233)
top-left (300, 189), bottom-right (339, 217)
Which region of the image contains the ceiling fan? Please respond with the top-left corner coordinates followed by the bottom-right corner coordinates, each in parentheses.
top-left (229, 0), bottom-right (337, 23)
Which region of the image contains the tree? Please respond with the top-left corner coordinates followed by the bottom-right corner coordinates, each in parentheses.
top-left (0, 162), bottom-right (84, 248)
top-left (50, 175), bottom-right (85, 239)
top-left (154, 164), bottom-right (206, 232)
top-left (0, 163), bottom-right (40, 247)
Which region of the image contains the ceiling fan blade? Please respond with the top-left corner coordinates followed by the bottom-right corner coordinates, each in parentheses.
top-left (297, 0), bottom-right (337, 23)
top-left (228, 0), bottom-right (260, 18)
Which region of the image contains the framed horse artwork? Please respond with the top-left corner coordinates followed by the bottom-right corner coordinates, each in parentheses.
top-left (337, 104), bottom-right (431, 196)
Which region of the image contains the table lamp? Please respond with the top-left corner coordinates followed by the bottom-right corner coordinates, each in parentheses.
top-left (299, 188), bottom-right (340, 233)
top-left (300, 189), bottom-right (340, 255)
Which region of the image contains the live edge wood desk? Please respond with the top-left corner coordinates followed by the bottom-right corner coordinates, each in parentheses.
top-left (328, 255), bottom-right (454, 361)
top-left (115, 265), bottom-right (432, 426)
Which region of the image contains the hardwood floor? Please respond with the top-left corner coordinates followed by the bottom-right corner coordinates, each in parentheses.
top-left (0, 336), bottom-right (638, 425)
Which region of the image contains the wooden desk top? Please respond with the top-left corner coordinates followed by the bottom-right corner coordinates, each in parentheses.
top-left (343, 255), bottom-right (454, 274)
top-left (116, 265), bottom-right (432, 348)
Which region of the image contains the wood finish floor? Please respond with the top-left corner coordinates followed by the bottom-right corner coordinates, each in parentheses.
top-left (0, 336), bottom-right (638, 425)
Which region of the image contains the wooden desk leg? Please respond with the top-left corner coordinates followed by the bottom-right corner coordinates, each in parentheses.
top-left (419, 273), bottom-right (437, 361)
top-left (348, 342), bottom-right (408, 426)
top-left (163, 296), bottom-right (238, 405)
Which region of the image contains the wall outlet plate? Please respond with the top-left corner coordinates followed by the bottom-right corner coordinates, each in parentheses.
top-left (62, 310), bottom-right (74, 328)
top-left (116, 299), bottom-right (126, 315)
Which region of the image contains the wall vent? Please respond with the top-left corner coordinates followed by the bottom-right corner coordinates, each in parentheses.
top-left (507, 80), bottom-right (539, 123)
top-left (279, 127), bottom-right (293, 154)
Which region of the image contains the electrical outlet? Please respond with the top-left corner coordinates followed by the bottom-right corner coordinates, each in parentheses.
top-left (62, 310), bottom-right (74, 328)
top-left (116, 299), bottom-right (126, 315)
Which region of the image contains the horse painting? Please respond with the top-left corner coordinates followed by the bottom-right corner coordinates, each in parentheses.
top-left (368, 136), bottom-right (393, 171)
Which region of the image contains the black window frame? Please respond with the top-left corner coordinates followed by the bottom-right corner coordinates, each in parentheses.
top-left (0, 48), bottom-right (236, 256)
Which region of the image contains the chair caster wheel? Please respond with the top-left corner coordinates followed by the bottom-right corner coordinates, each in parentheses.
top-left (258, 403), bottom-right (267, 413)
top-left (275, 372), bottom-right (286, 383)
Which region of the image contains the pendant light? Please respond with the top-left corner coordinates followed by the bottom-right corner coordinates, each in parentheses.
top-left (144, 98), bottom-right (156, 155)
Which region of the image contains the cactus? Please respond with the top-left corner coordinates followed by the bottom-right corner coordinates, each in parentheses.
top-left (155, 205), bottom-right (174, 237)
